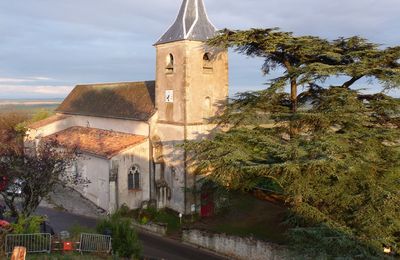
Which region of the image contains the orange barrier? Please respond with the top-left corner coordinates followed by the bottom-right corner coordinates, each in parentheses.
top-left (11, 246), bottom-right (26, 260)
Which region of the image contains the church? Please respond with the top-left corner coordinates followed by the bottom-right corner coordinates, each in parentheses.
top-left (27, 0), bottom-right (229, 216)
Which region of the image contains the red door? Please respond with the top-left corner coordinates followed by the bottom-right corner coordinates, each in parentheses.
top-left (200, 187), bottom-right (214, 217)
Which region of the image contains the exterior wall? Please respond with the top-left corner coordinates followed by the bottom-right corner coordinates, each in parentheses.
top-left (152, 123), bottom-right (185, 213)
top-left (184, 42), bottom-right (229, 124)
top-left (26, 115), bottom-right (74, 141)
top-left (155, 42), bottom-right (186, 123)
top-left (112, 141), bottom-right (151, 210)
top-left (155, 40), bottom-right (228, 124)
top-left (182, 230), bottom-right (289, 260)
top-left (154, 40), bottom-right (228, 214)
top-left (69, 155), bottom-right (110, 211)
top-left (27, 114), bottom-right (149, 141)
top-left (69, 115), bottom-right (149, 136)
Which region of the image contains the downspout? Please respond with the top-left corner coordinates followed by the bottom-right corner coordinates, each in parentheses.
top-left (112, 161), bottom-right (119, 211)
top-left (115, 173), bottom-right (119, 211)
top-left (147, 120), bottom-right (155, 202)
top-left (183, 43), bottom-right (189, 215)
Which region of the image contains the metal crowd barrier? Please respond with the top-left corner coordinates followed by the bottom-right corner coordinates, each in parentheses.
top-left (5, 233), bottom-right (51, 255)
top-left (78, 233), bottom-right (112, 254)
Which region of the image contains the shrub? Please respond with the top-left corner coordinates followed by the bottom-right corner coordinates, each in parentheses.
top-left (97, 211), bottom-right (141, 259)
top-left (68, 224), bottom-right (96, 241)
top-left (11, 215), bottom-right (45, 234)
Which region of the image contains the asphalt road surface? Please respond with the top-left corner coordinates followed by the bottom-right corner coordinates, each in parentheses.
top-left (36, 207), bottom-right (226, 260)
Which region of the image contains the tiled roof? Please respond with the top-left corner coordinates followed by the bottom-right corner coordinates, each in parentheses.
top-left (155, 0), bottom-right (217, 45)
top-left (56, 81), bottom-right (155, 121)
top-left (29, 114), bottom-right (70, 130)
top-left (44, 126), bottom-right (147, 159)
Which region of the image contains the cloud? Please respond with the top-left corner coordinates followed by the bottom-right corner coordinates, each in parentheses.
top-left (0, 77), bottom-right (52, 83)
top-left (0, 85), bottom-right (73, 98)
top-left (0, 0), bottom-right (399, 98)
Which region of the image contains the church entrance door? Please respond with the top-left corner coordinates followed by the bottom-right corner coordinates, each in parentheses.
top-left (200, 183), bottom-right (214, 217)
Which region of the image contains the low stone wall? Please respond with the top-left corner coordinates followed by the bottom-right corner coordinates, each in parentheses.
top-left (182, 229), bottom-right (289, 260)
top-left (132, 221), bottom-right (167, 236)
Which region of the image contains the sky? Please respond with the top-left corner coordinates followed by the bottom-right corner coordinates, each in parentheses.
top-left (0, 0), bottom-right (399, 99)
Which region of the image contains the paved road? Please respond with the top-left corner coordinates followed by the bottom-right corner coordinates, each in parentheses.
top-left (36, 207), bottom-right (226, 260)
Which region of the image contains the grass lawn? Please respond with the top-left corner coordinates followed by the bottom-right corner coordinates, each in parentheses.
top-left (192, 192), bottom-right (289, 244)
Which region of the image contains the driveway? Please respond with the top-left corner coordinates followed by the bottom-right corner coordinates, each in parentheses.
top-left (36, 206), bottom-right (226, 260)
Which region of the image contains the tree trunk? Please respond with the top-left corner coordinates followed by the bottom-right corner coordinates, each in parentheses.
top-left (290, 78), bottom-right (298, 113)
top-left (283, 59), bottom-right (298, 113)
top-left (2, 195), bottom-right (19, 219)
top-left (341, 75), bottom-right (363, 88)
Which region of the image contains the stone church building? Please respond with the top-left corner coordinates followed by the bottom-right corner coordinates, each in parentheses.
top-left (27, 0), bottom-right (228, 215)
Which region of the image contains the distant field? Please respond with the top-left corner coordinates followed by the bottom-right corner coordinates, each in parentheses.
top-left (0, 99), bottom-right (62, 114)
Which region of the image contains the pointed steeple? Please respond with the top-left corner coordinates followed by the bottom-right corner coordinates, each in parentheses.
top-left (155, 0), bottom-right (217, 45)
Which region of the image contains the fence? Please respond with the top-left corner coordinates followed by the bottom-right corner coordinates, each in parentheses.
top-left (78, 233), bottom-right (112, 254)
top-left (5, 233), bottom-right (51, 255)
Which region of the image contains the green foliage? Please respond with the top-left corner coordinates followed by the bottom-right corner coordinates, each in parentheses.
top-left (289, 226), bottom-right (380, 259)
top-left (188, 87), bottom-right (400, 258)
top-left (116, 203), bottom-right (131, 217)
top-left (138, 207), bottom-right (180, 233)
top-left (140, 216), bottom-right (149, 225)
top-left (96, 211), bottom-right (142, 259)
top-left (186, 28), bottom-right (400, 258)
top-left (11, 215), bottom-right (45, 234)
top-left (208, 28), bottom-right (400, 112)
top-left (0, 112), bottom-right (29, 154)
top-left (68, 224), bottom-right (96, 241)
top-left (31, 109), bottom-right (53, 123)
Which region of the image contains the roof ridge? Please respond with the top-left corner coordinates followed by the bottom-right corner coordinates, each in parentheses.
top-left (76, 80), bottom-right (155, 87)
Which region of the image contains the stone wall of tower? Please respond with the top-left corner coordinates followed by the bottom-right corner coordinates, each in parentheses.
top-left (153, 40), bottom-right (228, 214)
top-left (155, 40), bottom-right (228, 125)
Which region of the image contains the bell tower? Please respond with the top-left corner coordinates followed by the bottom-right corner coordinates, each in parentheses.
top-left (153, 0), bottom-right (228, 214)
top-left (154, 0), bottom-right (228, 125)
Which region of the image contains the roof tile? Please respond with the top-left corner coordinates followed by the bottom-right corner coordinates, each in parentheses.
top-left (44, 126), bottom-right (147, 158)
top-left (56, 81), bottom-right (155, 121)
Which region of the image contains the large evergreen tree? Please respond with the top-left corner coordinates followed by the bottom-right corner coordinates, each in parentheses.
top-left (186, 29), bottom-right (400, 258)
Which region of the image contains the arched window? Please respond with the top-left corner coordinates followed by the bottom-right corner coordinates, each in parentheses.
top-left (166, 53), bottom-right (174, 74)
top-left (128, 165), bottom-right (140, 190)
top-left (203, 53), bottom-right (213, 73)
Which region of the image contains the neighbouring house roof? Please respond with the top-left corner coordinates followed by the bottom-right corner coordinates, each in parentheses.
top-left (56, 81), bottom-right (156, 121)
top-left (44, 126), bottom-right (147, 159)
top-left (155, 0), bottom-right (217, 45)
top-left (29, 114), bottom-right (71, 130)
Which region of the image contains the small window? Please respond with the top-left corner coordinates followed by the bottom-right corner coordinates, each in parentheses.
top-left (128, 165), bottom-right (140, 190)
top-left (204, 96), bottom-right (212, 120)
top-left (203, 53), bottom-right (213, 73)
top-left (166, 54), bottom-right (174, 74)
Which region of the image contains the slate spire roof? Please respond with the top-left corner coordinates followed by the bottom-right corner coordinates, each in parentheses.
top-left (155, 0), bottom-right (217, 45)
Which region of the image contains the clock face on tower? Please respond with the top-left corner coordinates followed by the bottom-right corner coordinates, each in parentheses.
top-left (165, 90), bottom-right (174, 103)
